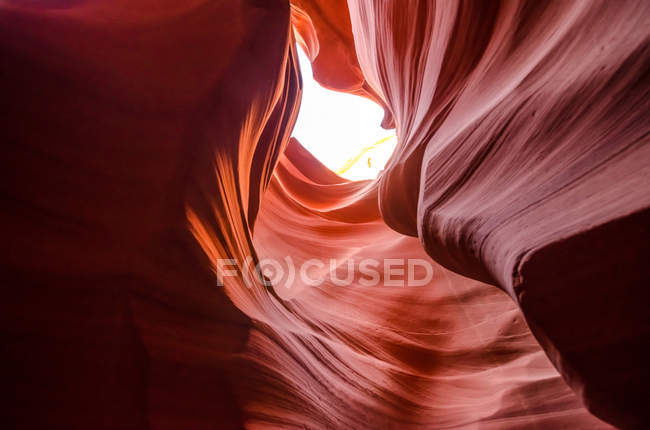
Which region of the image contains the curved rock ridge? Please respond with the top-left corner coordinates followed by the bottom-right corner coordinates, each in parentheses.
top-left (340, 1), bottom-right (650, 427)
top-left (1, 0), bottom-right (648, 429)
top-left (241, 138), bottom-right (611, 429)
top-left (1, 1), bottom-right (298, 427)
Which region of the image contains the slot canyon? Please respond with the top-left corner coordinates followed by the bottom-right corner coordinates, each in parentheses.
top-left (1, 1), bottom-right (649, 429)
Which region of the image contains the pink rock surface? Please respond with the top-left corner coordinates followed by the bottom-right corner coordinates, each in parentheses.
top-left (1, 0), bottom-right (648, 428)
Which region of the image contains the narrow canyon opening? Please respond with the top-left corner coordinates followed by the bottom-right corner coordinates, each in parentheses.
top-left (292, 47), bottom-right (396, 180)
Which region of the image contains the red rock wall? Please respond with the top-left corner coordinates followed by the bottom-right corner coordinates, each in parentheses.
top-left (1, 0), bottom-right (648, 429)
top-left (1, 1), bottom-right (296, 427)
top-left (343, 1), bottom-right (650, 427)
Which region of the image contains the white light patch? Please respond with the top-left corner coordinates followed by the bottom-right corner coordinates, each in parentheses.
top-left (292, 47), bottom-right (396, 181)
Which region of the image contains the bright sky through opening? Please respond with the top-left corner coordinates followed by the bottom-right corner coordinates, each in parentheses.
top-left (292, 47), bottom-right (396, 181)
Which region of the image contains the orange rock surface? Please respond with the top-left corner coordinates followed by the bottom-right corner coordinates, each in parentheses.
top-left (1, 1), bottom-right (648, 428)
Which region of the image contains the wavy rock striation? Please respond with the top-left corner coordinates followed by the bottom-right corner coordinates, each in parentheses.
top-left (1, 0), bottom-right (648, 429)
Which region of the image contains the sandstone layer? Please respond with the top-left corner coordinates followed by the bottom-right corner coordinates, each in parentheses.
top-left (1, 1), bottom-right (648, 429)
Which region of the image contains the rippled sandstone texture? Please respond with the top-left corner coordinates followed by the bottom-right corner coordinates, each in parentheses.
top-left (1, 1), bottom-right (648, 429)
